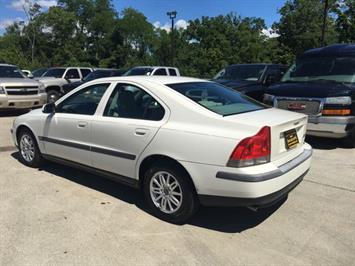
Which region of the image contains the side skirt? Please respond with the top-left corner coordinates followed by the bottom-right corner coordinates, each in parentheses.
top-left (42, 154), bottom-right (140, 189)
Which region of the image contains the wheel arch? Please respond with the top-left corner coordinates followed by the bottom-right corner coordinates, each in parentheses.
top-left (15, 124), bottom-right (42, 151)
top-left (138, 154), bottom-right (198, 194)
top-left (45, 85), bottom-right (61, 92)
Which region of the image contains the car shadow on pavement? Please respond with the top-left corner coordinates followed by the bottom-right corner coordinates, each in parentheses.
top-left (11, 151), bottom-right (285, 233)
top-left (0, 110), bottom-right (30, 117)
top-left (305, 136), bottom-right (350, 150)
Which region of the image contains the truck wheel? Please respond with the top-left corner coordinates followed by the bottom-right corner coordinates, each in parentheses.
top-left (143, 163), bottom-right (199, 224)
top-left (343, 129), bottom-right (355, 148)
top-left (47, 90), bottom-right (60, 103)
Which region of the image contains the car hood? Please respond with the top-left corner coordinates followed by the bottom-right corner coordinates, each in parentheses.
top-left (214, 79), bottom-right (258, 90)
top-left (266, 81), bottom-right (355, 98)
top-left (0, 78), bottom-right (40, 87)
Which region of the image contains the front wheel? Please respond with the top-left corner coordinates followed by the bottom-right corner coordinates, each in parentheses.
top-left (47, 90), bottom-right (60, 103)
top-left (143, 164), bottom-right (199, 224)
top-left (18, 129), bottom-right (44, 167)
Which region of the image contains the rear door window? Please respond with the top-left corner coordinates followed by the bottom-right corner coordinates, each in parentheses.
top-left (168, 68), bottom-right (177, 76)
top-left (80, 68), bottom-right (92, 78)
top-left (167, 82), bottom-right (265, 116)
top-left (153, 68), bottom-right (168, 76)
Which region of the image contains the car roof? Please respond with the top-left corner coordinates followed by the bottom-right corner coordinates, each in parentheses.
top-left (96, 75), bottom-right (204, 85)
top-left (131, 66), bottom-right (178, 69)
top-left (227, 63), bottom-right (284, 67)
top-left (0, 63), bottom-right (17, 67)
top-left (301, 44), bottom-right (355, 58)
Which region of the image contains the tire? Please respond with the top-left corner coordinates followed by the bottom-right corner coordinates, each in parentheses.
top-left (47, 90), bottom-right (60, 103)
top-left (143, 163), bottom-right (199, 224)
top-left (343, 129), bottom-right (355, 148)
top-left (18, 128), bottom-right (44, 168)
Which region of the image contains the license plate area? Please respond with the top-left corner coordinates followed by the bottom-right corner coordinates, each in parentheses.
top-left (284, 128), bottom-right (299, 150)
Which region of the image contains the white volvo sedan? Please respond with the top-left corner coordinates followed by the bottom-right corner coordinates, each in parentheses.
top-left (11, 76), bottom-right (312, 223)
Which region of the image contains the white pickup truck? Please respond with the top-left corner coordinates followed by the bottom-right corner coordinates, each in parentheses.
top-left (0, 64), bottom-right (47, 110)
top-left (36, 67), bottom-right (93, 102)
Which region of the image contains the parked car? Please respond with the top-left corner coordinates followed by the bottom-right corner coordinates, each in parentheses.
top-left (124, 66), bottom-right (180, 76)
top-left (0, 64), bottom-right (46, 110)
top-left (264, 44), bottom-right (355, 147)
top-left (11, 76), bottom-right (312, 223)
top-left (213, 64), bottom-right (288, 101)
top-left (62, 68), bottom-right (125, 95)
top-left (21, 70), bottom-right (33, 78)
top-left (36, 67), bottom-right (93, 102)
top-left (32, 68), bottom-right (48, 78)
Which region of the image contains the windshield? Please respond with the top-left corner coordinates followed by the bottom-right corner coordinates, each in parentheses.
top-left (32, 68), bottom-right (48, 78)
top-left (124, 67), bottom-right (153, 76)
top-left (218, 65), bottom-right (266, 81)
top-left (282, 57), bottom-right (355, 84)
top-left (0, 66), bottom-right (24, 78)
top-left (167, 82), bottom-right (265, 116)
top-left (84, 70), bottom-right (120, 81)
top-left (42, 68), bottom-right (65, 78)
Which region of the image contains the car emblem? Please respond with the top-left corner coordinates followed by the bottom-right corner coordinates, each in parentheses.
top-left (21, 88), bottom-right (28, 92)
top-left (288, 102), bottom-right (306, 110)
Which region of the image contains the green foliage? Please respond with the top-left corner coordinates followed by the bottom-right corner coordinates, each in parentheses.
top-left (0, 0), bottom-right (353, 77)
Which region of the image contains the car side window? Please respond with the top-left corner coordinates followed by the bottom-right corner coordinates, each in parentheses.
top-left (80, 68), bottom-right (91, 78)
top-left (65, 69), bottom-right (80, 79)
top-left (103, 83), bottom-right (165, 121)
top-left (153, 68), bottom-right (167, 76)
top-left (57, 83), bottom-right (110, 115)
top-left (168, 68), bottom-right (177, 76)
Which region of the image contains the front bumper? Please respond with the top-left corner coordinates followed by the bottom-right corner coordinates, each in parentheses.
top-left (307, 116), bottom-right (355, 138)
top-left (180, 144), bottom-right (312, 207)
top-left (0, 93), bottom-right (47, 109)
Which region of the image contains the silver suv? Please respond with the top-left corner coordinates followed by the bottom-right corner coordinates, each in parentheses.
top-left (0, 64), bottom-right (46, 110)
top-left (36, 67), bottom-right (93, 102)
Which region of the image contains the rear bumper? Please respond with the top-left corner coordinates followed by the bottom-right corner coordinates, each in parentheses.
top-left (307, 116), bottom-right (355, 138)
top-left (199, 171), bottom-right (306, 207)
top-left (0, 93), bottom-right (47, 109)
top-left (180, 144), bottom-right (312, 207)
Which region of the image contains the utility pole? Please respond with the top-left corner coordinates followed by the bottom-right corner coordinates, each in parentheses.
top-left (321, 0), bottom-right (329, 45)
top-left (167, 11), bottom-right (177, 65)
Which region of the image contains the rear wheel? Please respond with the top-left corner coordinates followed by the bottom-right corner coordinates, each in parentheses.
top-left (143, 163), bottom-right (199, 224)
top-left (18, 128), bottom-right (44, 167)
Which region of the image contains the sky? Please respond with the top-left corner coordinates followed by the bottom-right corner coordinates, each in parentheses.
top-left (0, 0), bottom-right (287, 35)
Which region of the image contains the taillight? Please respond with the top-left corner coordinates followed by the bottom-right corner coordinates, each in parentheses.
top-left (227, 126), bottom-right (271, 168)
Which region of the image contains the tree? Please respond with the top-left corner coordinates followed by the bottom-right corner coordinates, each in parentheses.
top-left (334, 0), bottom-right (355, 42)
top-left (274, 0), bottom-right (338, 56)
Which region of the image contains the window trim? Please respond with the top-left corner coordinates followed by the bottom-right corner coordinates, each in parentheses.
top-left (98, 81), bottom-right (168, 122)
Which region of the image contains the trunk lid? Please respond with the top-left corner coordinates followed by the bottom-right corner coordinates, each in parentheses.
top-left (223, 108), bottom-right (308, 162)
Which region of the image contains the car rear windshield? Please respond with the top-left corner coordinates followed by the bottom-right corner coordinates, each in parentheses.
top-left (43, 68), bottom-right (65, 78)
top-left (167, 82), bottom-right (266, 116)
top-left (0, 66), bottom-right (24, 78)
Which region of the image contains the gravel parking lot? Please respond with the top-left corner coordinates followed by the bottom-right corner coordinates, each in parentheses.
top-left (1, 111), bottom-right (355, 265)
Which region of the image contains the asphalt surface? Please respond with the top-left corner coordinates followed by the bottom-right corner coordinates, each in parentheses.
top-left (1, 111), bottom-right (355, 265)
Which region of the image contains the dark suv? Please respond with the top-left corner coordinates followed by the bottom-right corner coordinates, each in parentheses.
top-left (264, 44), bottom-right (355, 147)
top-left (213, 64), bottom-right (288, 101)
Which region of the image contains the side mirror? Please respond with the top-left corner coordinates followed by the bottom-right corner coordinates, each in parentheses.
top-left (42, 102), bottom-right (56, 114)
top-left (264, 74), bottom-right (277, 86)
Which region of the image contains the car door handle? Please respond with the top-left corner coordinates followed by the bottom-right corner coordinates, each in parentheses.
top-left (135, 128), bottom-right (149, 136)
top-left (78, 121), bottom-right (88, 128)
